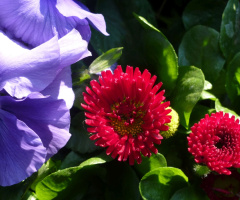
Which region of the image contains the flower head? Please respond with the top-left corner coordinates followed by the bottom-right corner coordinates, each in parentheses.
top-left (187, 111), bottom-right (240, 175)
top-left (201, 171), bottom-right (240, 200)
top-left (161, 107), bottom-right (179, 139)
top-left (0, 26), bottom-right (87, 186)
top-left (82, 65), bottom-right (171, 165)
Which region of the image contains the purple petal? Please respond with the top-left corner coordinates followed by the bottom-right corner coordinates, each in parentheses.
top-left (0, 109), bottom-right (46, 186)
top-left (0, 31), bottom-right (61, 98)
top-left (0, 0), bottom-right (108, 47)
top-left (0, 93), bottom-right (71, 160)
top-left (58, 29), bottom-right (91, 69)
top-left (56, 0), bottom-right (109, 37)
top-left (41, 67), bottom-right (75, 109)
top-left (0, 29), bottom-right (88, 99)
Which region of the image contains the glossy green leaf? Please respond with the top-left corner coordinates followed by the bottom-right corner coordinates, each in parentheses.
top-left (203, 80), bottom-right (212, 90)
top-left (22, 191), bottom-right (38, 200)
top-left (139, 167), bottom-right (189, 200)
top-left (89, 47), bottom-right (123, 74)
top-left (136, 15), bottom-right (178, 95)
top-left (35, 154), bottom-right (110, 200)
top-left (179, 25), bottom-right (225, 83)
top-left (134, 13), bottom-right (162, 33)
top-left (170, 186), bottom-right (209, 200)
top-left (226, 52), bottom-right (240, 102)
top-left (215, 99), bottom-right (239, 117)
top-left (134, 153), bottom-right (167, 176)
top-left (171, 66), bottom-right (205, 129)
top-left (182, 0), bottom-right (226, 31)
top-left (30, 159), bottom-right (60, 191)
top-left (220, 0), bottom-right (240, 61)
top-left (200, 91), bottom-right (217, 100)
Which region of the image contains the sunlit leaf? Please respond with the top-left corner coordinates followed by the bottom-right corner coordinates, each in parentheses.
top-left (139, 167), bottom-right (188, 200)
top-left (89, 47), bottom-right (123, 74)
top-left (171, 66), bottom-right (205, 129)
top-left (179, 25), bottom-right (225, 83)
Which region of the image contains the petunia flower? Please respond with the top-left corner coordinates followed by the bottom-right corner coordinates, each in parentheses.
top-left (201, 171), bottom-right (240, 200)
top-left (0, 28), bottom-right (91, 186)
top-left (0, 92), bottom-right (70, 186)
top-left (82, 65), bottom-right (171, 165)
top-left (187, 111), bottom-right (240, 175)
top-left (0, 0), bottom-right (108, 47)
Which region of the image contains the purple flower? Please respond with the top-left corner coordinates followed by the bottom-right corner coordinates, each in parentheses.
top-left (0, 29), bottom-right (90, 108)
top-left (0, 29), bottom-right (91, 186)
top-left (0, 0), bottom-right (109, 186)
top-left (0, 0), bottom-right (108, 47)
top-left (0, 93), bottom-right (70, 186)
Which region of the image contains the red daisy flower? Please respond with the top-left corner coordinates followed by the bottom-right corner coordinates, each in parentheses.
top-left (81, 65), bottom-right (171, 165)
top-left (201, 171), bottom-right (240, 200)
top-left (187, 111), bottom-right (240, 175)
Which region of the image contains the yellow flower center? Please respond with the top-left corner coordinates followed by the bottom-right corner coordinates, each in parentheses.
top-left (109, 99), bottom-right (145, 136)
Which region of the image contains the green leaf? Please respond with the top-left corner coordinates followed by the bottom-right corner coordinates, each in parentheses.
top-left (71, 62), bottom-right (90, 86)
top-left (200, 91), bottom-right (217, 100)
top-left (215, 99), bottom-right (239, 117)
top-left (139, 167), bottom-right (189, 200)
top-left (179, 25), bottom-right (225, 83)
top-left (220, 0), bottom-right (240, 61)
top-left (135, 14), bottom-right (178, 95)
top-left (67, 112), bottom-right (100, 154)
top-left (60, 151), bottom-right (87, 170)
top-left (91, 0), bottom-right (156, 54)
top-left (134, 153), bottom-right (167, 176)
top-left (182, 0), bottom-right (226, 31)
top-left (30, 159), bottom-right (60, 191)
top-left (226, 52), bottom-right (240, 102)
top-left (35, 154), bottom-right (110, 200)
top-left (171, 66), bottom-right (205, 129)
top-left (21, 191), bottom-right (38, 200)
top-left (170, 186), bottom-right (209, 200)
top-left (79, 154), bottom-right (112, 168)
top-left (89, 47), bottom-right (123, 74)
top-left (133, 13), bottom-right (161, 33)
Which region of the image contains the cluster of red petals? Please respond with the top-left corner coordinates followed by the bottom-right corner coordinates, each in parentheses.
top-left (188, 111), bottom-right (240, 175)
top-left (201, 171), bottom-right (240, 200)
top-left (81, 65), bottom-right (171, 165)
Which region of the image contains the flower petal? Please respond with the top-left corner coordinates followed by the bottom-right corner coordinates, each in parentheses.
top-left (0, 31), bottom-right (61, 98)
top-left (0, 109), bottom-right (46, 186)
top-left (0, 0), bottom-right (108, 47)
top-left (0, 93), bottom-right (71, 160)
top-left (41, 67), bottom-right (75, 109)
top-left (0, 0), bottom-right (66, 47)
top-left (56, 0), bottom-right (109, 37)
top-left (58, 29), bottom-right (91, 69)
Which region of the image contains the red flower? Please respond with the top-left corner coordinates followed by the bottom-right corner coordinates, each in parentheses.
top-left (187, 112), bottom-right (240, 175)
top-left (81, 65), bottom-right (171, 165)
top-left (201, 171), bottom-right (240, 200)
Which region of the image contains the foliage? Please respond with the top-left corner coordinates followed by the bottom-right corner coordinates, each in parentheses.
top-left (3, 0), bottom-right (240, 199)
